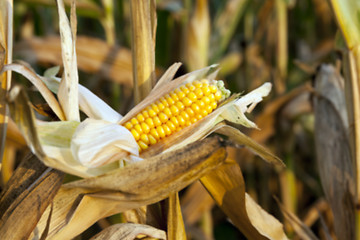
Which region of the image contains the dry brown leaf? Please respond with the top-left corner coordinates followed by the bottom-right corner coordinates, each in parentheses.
top-left (166, 192), bottom-right (187, 240)
top-left (200, 159), bottom-right (287, 240)
top-left (2, 63), bottom-right (65, 120)
top-left (15, 36), bottom-right (133, 85)
top-left (90, 223), bottom-right (166, 240)
top-left (313, 64), bottom-right (355, 240)
top-left (185, 0), bottom-right (210, 71)
top-left (0, 154), bottom-right (64, 239)
top-left (275, 197), bottom-right (319, 240)
top-left (31, 137), bottom-right (227, 239)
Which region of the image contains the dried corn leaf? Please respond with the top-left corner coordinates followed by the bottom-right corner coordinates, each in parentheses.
top-left (0, 154), bottom-right (64, 239)
top-left (15, 36), bottom-right (133, 85)
top-left (2, 63), bottom-right (65, 120)
top-left (186, 0), bottom-right (210, 71)
top-left (0, 0), bottom-right (12, 161)
top-left (31, 137), bottom-right (227, 239)
top-left (210, 0), bottom-right (248, 61)
top-left (200, 159), bottom-right (287, 240)
top-left (313, 64), bottom-right (355, 240)
top-left (275, 197), bottom-right (319, 240)
top-left (90, 223), bottom-right (166, 240)
top-left (56, 0), bottom-right (79, 121)
top-left (166, 192), bottom-right (187, 240)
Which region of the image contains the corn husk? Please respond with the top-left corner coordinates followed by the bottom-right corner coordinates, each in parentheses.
top-left (89, 223), bottom-right (166, 240)
top-left (56, 0), bottom-right (79, 121)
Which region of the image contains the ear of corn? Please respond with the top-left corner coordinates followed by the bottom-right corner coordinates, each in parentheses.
top-left (123, 79), bottom-right (230, 152)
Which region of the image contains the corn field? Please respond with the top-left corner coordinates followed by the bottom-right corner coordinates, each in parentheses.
top-left (0, 0), bottom-right (359, 239)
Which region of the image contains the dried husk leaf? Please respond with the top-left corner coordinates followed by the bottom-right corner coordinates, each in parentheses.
top-left (56, 0), bottom-right (80, 121)
top-left (42, 66), bottom-right (123, 122)
top-left (15, 36), bottom-right (133, 85)
top-left (215, 125), bottom-right (285, 167)
top-left (1, 63), bottom-right (65, 120)
top-left (0, 154), bottom-right (64, 239)
top-left (31, 137), bottom-right (227, 239)
top-left (89, 223), bottom-right (166, 240)
top-left (313, 64), bottom-right (355, 240)
top-left (200, 159), bottom-right (287, 240)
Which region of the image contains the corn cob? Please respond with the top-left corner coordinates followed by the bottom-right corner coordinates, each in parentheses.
top-left (123, 79), bottom-right (230, 152)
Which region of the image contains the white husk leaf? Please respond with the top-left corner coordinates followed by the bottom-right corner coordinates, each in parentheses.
top-left (42, 71), bottom-right (122, 123)
top-left (71, 118), bottom-right (139, 168)
top-left (56, 0), bottom-right (80, 121)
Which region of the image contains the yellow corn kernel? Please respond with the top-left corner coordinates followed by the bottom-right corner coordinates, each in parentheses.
top-left (136, 113), bottom-right (145, 122)
top-left (159, 112), bottom-right (169, 123)
top-left (164, 107), bottom-right (172, 117)
top-left (209, 85), bottom-right (218, 93)
top-left (141, 122), bottom-right (150, 134)
top-left (156, 126), bottom-right (166, 138)
top-left (170, 116), bottom-right (179, 127)
top-left (148, 108), bottom-right (157, 117)
top-left (166, 121), bottom-right (176, 132)
top-left (170, 92), bottom-right (179, 102)
top-left (124, 122), bottom-right (133, 130)
top-left (175, 88), bottom-right (186, 99)
top-left (140, 134), bottom-right (149, 144)
top-left (185, 107), bottom-right (195, 116)
top-left (197, 100), bottom-right (205, 109)
top-left (188, 84), bottom-right (196, 92)
top-left (215, 91), bottom-right (222, 101)
top-left (191, 103), bottom-right (200, 113)
top-left (202, 86), bottom-right (211, 96)
top-left (180, 111), bottom-right (189, 120)
top-left (202, 96), bottom-right (211, 105)
top-left (149, 134), bottom-right (157, 145)
top-left (193, 80), bottom-right (202, 88)
top-left (194, 88), bottom-right (203, 99)
top-left (150, 128), bottom-right (160, 140)
top-left (208, 93), bottom-right (215, 102)
top-left (180, 85), bottom-right (190, 94)
top-left (131, 129), bottom-right (140, 141)
top-left (159, 97), bottom-right (169, 107)
top-left (187, 92), bottom-right (197, 102)
top-left (205, 105), bottom-right (213, 114)
top-left (163, 124), bottom-right (172, 136)
top-left (153, 116), bottom-right (162, 127)
top-left (157, 102), bottom-right (165, 111)
top-left (134, 124), bottom-right (143, 134)
top-left (175, 101), bottom-right (185, 111)
top-left (138, 140), bottom-right (148, 150)
top-left (142, 110), bottom-right (149, 118)
top-left (177, 115), bottom-right (186, 126)
top-left (145, 118), bottom-right (154, 128)
top-left (165, 94), bottom-right (175, 105)
top-left (170, 105), bottom-right (179, 116)
top-left (131, 118), bottom-right (139, 125)
top-left (182, 97), bottom-right (192, 107)
top-left (211, 101), bottom-right (217, 110)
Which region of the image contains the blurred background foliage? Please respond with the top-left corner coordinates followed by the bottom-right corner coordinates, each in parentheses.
top-left (5, 0), bottom-right (346, 239)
